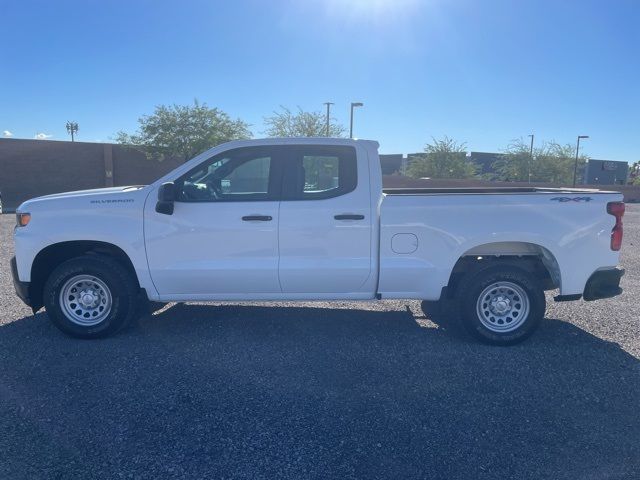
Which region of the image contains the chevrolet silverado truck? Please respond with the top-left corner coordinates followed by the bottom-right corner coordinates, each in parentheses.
top-left (11, 138), bottom-right (625, 345)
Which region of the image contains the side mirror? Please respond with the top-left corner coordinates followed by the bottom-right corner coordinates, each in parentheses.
top-left (156, 182), bottom-right (175, 215)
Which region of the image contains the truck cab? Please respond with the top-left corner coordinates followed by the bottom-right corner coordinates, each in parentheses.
top-left (145, 139), bottom-right (381, 300)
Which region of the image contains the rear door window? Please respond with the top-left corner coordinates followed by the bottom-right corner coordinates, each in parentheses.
top-left (283, 145), bottom-right (357, 200)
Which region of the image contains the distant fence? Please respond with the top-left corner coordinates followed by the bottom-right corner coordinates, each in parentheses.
top-left (0, 139), bottom-right (183, 211)
top-left (1, 138), bottom-right (638, 212)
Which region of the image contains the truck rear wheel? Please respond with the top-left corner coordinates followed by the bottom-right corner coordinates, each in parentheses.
top-left (457, 264), bottom-right (545, 345)
top-left (43, 255), bottom-right (138, 338)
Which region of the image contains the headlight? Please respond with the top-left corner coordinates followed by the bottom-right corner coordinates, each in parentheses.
top-left (16, 212), bottom-right (31, 227)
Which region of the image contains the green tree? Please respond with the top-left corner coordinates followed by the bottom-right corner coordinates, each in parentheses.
top-left (264, 106), bottom-right (346, 137)
top-left (493, 138), bottom-right (588, 184)
top-left (115, 100), bottom-right (251, 160)
top-left (630, 161), bottom-right (640, 185)
top-left (538, 142), bottom-right (587, 184)
top-left (406, 136), bottom-right (477, 179)
top-left (488, 140), bottom-right (531, 182)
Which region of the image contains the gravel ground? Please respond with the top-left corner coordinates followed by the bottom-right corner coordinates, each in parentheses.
top-left (0, 207), bottom-right (638, 480)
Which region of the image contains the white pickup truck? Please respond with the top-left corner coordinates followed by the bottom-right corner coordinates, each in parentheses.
top-left (11, 138), bottom-right (625, 345)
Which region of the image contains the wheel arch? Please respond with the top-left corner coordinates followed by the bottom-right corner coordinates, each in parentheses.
top-left (444, 241), bottom-right (561, 298)
top-left (29, 240), bottom-right (141, 311)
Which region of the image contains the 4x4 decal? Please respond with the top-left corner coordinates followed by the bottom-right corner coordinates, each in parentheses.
top-left (550, 197), bottom-right (593, 202)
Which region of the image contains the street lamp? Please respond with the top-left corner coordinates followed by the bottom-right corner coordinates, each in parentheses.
top-left (349, 102), bottom-right (363, 139)
top-left (323, 102), bottom-right (334, 137)
top-left (66, 121), bottom-right (79, 142)
top-left (527, 134), bottom-right (534, 183)
top-left (573, 135), bottom-right (589, 187)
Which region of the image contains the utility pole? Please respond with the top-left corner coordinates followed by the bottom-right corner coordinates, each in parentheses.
top-left (66, 121), bottom-right (79, 142)
top-left (573, 135), bottom-right (589, 187)
top-left (349, 102), bottom-right (363, 139)
top-left (323, 102), bottom-right (334, 137)
top-left (528, 134), bottom-right (534, 183)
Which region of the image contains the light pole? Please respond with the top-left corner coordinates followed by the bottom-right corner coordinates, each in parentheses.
top-left (66, 121), bottom-right (79, 142)
top-left (527, 134), bottom-right (534, 183)
top-left (573, 135), bottom-right (589, 187)
top-left (323, 102), bottom-right (334, 137)
top-left (349, 102), bottom-right (363, 139)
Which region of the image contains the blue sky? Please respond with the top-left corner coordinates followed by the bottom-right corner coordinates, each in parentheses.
top-left (1, 0), bottom-right (639, 161)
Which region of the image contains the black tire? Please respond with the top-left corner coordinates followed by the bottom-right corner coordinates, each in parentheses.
top-left (43, 255), bottom-right (138, 339)
top-left (457, 264), bottom-right (545, 345)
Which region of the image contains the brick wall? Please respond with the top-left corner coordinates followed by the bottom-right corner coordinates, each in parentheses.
top-left (0, 139), bottom-right (184, 211)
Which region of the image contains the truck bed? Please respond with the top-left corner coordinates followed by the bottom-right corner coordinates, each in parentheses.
top-left (377, 188), bottom-right (622, 300)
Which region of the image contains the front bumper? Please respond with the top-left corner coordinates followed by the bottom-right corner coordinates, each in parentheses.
top-left (10, 256), bottom-right (32, 308)
top-left (583, 268), bottom-right (625, 301)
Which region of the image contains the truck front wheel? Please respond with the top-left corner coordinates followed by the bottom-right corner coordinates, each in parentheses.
top-left (457, 265), bottom-right (545, 345)
top-left (43, 255), bottom-right (138, 338)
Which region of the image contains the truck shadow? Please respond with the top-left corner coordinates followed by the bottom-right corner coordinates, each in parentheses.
top-left (0, 304), bottom-right (638, 479)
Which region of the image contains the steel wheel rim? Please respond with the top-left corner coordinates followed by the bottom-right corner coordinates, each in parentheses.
top-left (59, 274), bottom-right (112, 326)
top-left (476, 281), bottom-right (530, 333)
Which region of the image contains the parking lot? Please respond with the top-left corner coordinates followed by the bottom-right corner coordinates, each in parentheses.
top-left (0, 207), bottom-right (638, 479)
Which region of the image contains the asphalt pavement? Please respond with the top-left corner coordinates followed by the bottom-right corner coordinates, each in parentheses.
top-left (0, 207), bottom-right (638, 479)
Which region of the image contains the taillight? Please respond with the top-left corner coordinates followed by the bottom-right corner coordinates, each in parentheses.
top-left (607, 201), bottom-right (625, 251)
